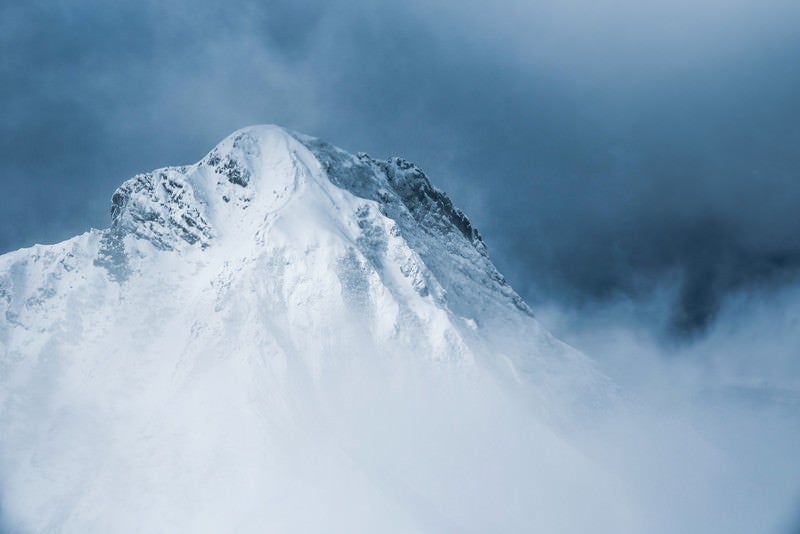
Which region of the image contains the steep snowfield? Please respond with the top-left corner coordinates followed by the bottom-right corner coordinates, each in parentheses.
top-left (1, 126), bottom-right (634, 532)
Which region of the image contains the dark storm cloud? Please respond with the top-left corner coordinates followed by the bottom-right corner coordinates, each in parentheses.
top-left (2, 0), bottom-right (800, 336)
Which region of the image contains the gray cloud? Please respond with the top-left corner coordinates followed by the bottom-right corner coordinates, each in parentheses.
top-left (2, 2), bottom-right (800, 529)
top-left (2, 0), bottom-right (800, 336)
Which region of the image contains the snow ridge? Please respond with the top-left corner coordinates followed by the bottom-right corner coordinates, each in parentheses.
top-left (0, 124), bottom-right (619, 534)
top-left (89, 125), bottom-right (529, 315)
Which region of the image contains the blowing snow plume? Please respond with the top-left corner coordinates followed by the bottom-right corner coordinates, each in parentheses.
top-left (0, 126), bottom-right (797, 533)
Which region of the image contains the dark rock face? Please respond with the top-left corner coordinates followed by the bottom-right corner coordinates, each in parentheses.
top-left (205, 131), bottom-right (256, 187)
top-left (96, 168), bottom-right (214, 280)
top-left (207, 152), bottom-right (251, 187)
top-left (109, 170), bottom-right (212, 251)
top-left (378, 157), bottom-right (487, 256)
top-left (296, 135), bottom-right (487, 258)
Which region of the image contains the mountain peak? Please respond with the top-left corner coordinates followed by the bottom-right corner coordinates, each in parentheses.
top-left (95, 125), bottom-right (311, 275)
top-left (97, 125), bottom-right (492, 289)
top-left (202, 124), bottom-right (297, 188)
top-left (0, 124), bottom-right (616, 533)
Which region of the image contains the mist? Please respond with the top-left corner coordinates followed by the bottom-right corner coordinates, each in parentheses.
top-left (1, 0), bottom-right (799, 531)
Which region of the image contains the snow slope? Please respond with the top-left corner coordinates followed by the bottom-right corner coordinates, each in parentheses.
top-left (0, 125), bottom-right (628, 532)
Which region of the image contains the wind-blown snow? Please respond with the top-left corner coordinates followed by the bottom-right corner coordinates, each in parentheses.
top-left (0, 126), bottom-right (789, 533)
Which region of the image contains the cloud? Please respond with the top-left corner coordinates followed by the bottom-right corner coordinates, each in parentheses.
top-left (535, 278), bottom-right (800, 533)
top-left (1, 1), bottom-right (799, 529)
top-left (2, 0), bottom-right (800, 337)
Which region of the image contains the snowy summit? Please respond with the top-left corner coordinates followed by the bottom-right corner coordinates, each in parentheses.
top-left (0, 125), bottom-right (623, 532)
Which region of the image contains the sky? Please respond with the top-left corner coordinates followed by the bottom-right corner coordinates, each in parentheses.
top-left (1, 1), bottom-right (799, 530)
top-left (3, 0), bottom-right (800, 339)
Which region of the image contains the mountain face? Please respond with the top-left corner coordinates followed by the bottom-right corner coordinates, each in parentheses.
top-left (0, 126), bottom-right (623, 532)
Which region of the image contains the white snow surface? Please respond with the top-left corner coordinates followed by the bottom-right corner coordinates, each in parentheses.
top-left (0, 125), bottom-right (709, 532)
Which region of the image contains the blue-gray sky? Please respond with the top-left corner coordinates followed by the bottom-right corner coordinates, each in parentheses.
top-left (2, 0), bottom-right (800, 337)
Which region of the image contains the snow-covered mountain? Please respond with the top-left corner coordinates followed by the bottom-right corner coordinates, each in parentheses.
top-left (0, 126), bottom-right (625, 532)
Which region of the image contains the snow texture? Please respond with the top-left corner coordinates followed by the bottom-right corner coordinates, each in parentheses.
top-left (0, 126), bottom-right (631, 532)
